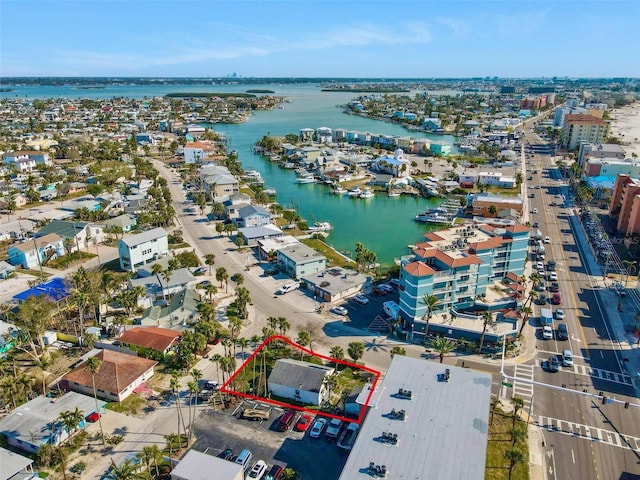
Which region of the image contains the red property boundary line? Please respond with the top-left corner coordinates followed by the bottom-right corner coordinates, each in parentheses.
top-left (221, 335), bottom-right (381, 425)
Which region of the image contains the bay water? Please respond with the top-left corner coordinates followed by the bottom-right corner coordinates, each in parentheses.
top-left (2, 82), bottom-right (459, 265)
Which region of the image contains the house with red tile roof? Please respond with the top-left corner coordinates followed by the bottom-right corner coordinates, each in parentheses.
top-left (62, 349), bottom-right (157, 402)
top-left (118, 326), bottom-right (182, 357)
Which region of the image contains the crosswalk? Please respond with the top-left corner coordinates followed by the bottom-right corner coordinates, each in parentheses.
top-left (572, 364), bottom-right (633, 386)
top-left (511, 364), bottom-right (535, 410)
top-left (537, 415), bottom-right (640, 452)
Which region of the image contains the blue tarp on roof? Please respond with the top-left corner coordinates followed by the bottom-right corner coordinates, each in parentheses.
top-left (13, 277), bottom-right (70, 303)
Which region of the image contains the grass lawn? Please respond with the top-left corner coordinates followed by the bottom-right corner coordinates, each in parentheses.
top-left (485, 408), bottom-right (530, 480)
top-left (301, 238), bottom-right (355, 268)
top-left (47, 251), bottom-right (96, 269)
top-left (107, 394), bottom-right (146, 416)
top-left (485, 186), bottom-right (521, 197)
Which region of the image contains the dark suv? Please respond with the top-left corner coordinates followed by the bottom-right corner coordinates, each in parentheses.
top-left (557, 323), bottom-right (569, 341)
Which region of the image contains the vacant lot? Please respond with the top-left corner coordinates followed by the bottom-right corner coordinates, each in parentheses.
top-left (192, 399), bottom-right (349, 480)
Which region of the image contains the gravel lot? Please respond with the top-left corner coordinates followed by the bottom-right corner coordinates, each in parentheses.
top-left (192, 399), bottom-right (349, 480)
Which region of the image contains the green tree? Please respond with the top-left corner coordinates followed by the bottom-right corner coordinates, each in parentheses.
top-left (216, 267), bottom-right (229, 292)
top-left (509, 425), bottom-right (526, 446)
top-left (431, 337), bottom-right (454, 363)
top-left (58, 407), bottom-right (84, 445)
top-left (329, 346), bottom-right (344, 368)
top-left (109, 458), bottom-right (145, 480)
top-left (390, 346), bottom-right (406, 358)
top-left (419, 294), bottom-right (440, 339)
top-left (512, 396), bottom-right (525, 427)
top-left (477, 311), bottom-right (494, 353)
top-left (204, 254), bottom-right (216, 275)
top-left (347, 341), bottom-right (365, 362)
top-left (12, 294), bottom-right (55, 363)
top-left (86, 356), bottom-right (106, 445)
top-left (504, 448), bottom-right (525, 480)
top-left (296, 331), bottom-right (311, 359)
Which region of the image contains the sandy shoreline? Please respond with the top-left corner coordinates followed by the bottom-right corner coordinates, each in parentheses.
top-left (608, 101), bottom-right (640, 157)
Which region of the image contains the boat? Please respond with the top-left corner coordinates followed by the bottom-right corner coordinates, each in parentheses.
top-left (359, 188), bottom-right (375, 199)
top-left (347, 186), bottom-right (362, 197)
top-left (296, 173), bottom-right (317, 184)
top-left (415, 207), bottom-right (454, 224)
top-left (331, 185), bottom-right (347, 195)
top-left (309, 221), bottom-right (333, 232)
top-left (388, 190), bottom-right (401, 198)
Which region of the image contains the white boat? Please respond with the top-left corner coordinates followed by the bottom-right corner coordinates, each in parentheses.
top-left (347, 186), bottom-right (362, 197)
top-left (388, 190), bottom-right (401, 197)
top-left (331, 185), bottom-right (347, 195)
top-left (359, 188), bottom-right (375, 199)
top-left (309, 221), bottom-right (333, 232)
top-left (296, 173), bottom-right (317, 184)
top-left (415, 207), bottom-right (453, 224)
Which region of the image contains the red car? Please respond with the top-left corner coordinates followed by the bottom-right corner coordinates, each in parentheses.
top-left (295, 414), bottom-right (312, 432)
top-left (86, 412), bottom-right (100, 423)
top-left (372, 286), bottom-right (387, 296)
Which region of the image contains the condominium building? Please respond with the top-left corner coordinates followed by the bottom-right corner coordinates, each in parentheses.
top-left (609, 174), bottom-right (640, 236)
top-left (561, 114), bottom-right (608, 150)
top-left (398, 223), bottom-right (529, 339)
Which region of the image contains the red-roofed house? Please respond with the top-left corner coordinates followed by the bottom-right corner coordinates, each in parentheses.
top-left (118, 326), bottom-right (182, 357)
top-left (62, 350), bottom-right (157, 402)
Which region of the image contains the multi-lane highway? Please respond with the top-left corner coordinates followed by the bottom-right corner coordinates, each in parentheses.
top-left (506, 125), bottom-right (640, 479)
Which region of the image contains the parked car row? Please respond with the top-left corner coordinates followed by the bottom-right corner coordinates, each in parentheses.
top-left (217, 448), bottom-right (284, 480)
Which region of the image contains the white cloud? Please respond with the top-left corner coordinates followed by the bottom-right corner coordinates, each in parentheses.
top-left (437, 17), bottom-right (471, 39)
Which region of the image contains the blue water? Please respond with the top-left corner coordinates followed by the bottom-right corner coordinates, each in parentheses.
top-left (3, 82), bottom-right (460, 265)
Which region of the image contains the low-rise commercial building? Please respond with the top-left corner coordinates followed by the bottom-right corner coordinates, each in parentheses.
top-left (268, 359), bottom-right (335, 406)
top-left (276, 243), bottom-right (327, 280)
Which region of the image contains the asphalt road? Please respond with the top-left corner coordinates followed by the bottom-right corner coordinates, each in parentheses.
top-left (513, 126), bottom-right (640, 479)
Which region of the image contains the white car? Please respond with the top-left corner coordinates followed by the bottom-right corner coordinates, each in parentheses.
top-left (536, 262), bottom-right (545, 270)
top-left (532, 208), bottom-right (539, 214)
top-left (544, 236), bottom-right (550, 244)
top-left (562, 349), bottom-right (574, 367)
top-left (555, 308), bottom-right (565, 319)
top-left (548, 271), bottom-right (557, 281)
top-left (276, 282), bottom-right (300, 295)
top-left (353, 293), bottom-right (369, 305)
top-left (330, 305), bottom-right (348, 316)
top-left (309, 418), bottom-right (327, 438)
top-left (247, 460), bottom-right (267, 479)
top-left (542, 325), bottom-right (553, 340)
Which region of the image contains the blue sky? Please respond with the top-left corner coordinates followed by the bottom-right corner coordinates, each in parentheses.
top-left (1, 0), bottom-right (638, 78)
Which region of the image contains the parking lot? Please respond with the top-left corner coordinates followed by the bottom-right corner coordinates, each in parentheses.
top-left (192, 400), bottom-right (349, 480)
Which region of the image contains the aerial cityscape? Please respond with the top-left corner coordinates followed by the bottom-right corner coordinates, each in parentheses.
top-left (0, 1), bottom-right (639, 480)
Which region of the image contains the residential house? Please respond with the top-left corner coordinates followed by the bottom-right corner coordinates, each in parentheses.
top-left (467, 194), bottom-right (524, 217)
top-left (268, 358), bottom-right (335, 406)
top-left (302, 267), bottom-right (368, 303)
top-left (0, 392), bottom-right (103, 454)
top-left (118, 326), bottom-right (182, 357)
top-left (200, 165), bottom-right (239, 201)
top-left (118, 227), bottom-right (169, 272)
top-left (234, 204), bottom-right (271, 228)
top-left (0, 261), bottom-right (16, 279)
top-left (237, 224), bottom-right (283, 247)
top-left (7, 233), bottom-right (65, 269)
top-left (103, 214), bottom-right (137, 234)
top-left (183, 141), bottom-right (217, 164)
top-left (59, 195), bottom-right (101, 212)
top-left (0, 447), bottom-right (35, 480)
top-left (0, 193), bottom-right (27, 210)
top-left (429, 142), bottom-right (451, 156)
top-left (223, 193), bottom-right (252, 222)
top-left (2, 151), bottom-right (51, 173)
top-left (61, 349), bottom-right (157, 402)
top-left (129, 268), bottom-right (197, 305)
top-left (372, 149), bottom-right (411, 178)
top-left (124, 194), bottom-right (148, 215)
top-left (140, 288), bottom-right (201, 328)
top-left (170, 450), bottom-right (243, 480)
top-left (12, 277), bottom-right (71, 304)
top-left (35, 220), bottom-right (106, 252)
top-left (277, 243), bottom-right (327, 280)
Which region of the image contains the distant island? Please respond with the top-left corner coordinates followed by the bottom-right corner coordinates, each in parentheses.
top-left (165, 92), bottom-right (257, 98)
top-left (246, 89), bottom-right (275, 94)
top-left (322, 86), bottom-right (410, 93)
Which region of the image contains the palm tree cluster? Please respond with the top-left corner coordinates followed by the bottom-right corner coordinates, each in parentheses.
top-left (354, 242), bottom-right (377, 271)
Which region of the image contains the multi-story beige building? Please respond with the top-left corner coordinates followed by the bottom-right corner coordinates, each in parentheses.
top-left (561, 114), bottom-right (608, 150)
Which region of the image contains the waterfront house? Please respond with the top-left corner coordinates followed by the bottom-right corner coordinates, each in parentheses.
top-left (200, 165), bottom-right (239, 201)
top-left (35, 220), bottom-right (106, 252)
top-left (468, 194), bottom-right (524, 217)
top-left (302, 266), bottom-right (368, 303)
top-left (118, 227), bottom-right (169, 272)
top-left (118, 326), bottom-right (182, 357)
top-left (268, 358), bottom-right (334, 406)
top-left (61, 349), bottom-right (157, 402)
top-left (372, 148), bottom-right (411, 178)
top-left (277, 243), bottom-right (327, 280)
top-left (8, 233), bottom-right (65, 269)
top-left (183, 141), bottom-right (217, 164)
top-left (0, 392), bottom-right (103, 454)
top-left (429, 142), bottom-right (451, 156)
top-left (234, 204), bottom-right (271, 228)
top-left (299, 128), bottom-right (315, 142)
top-left (237, 224), bottom-right (283, 247)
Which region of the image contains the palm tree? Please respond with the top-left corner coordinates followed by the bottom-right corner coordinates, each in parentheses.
top-left (296, 331), bottom-right (311, 359)
top-left (390, 346), bottom-right (406, 358)
top-left (329, 346), bottom-right (344, 368)
top-left (210, 354), bottom-right (223, 384)
top-left (347, 341), bottom-right (365, 362)
top-left (518, 305), bottom-right (533, 336)
top-left (490, 395), bottom-right (502, 425)
top-left (169, 373), bottom-right (185, 440)
top-left (323, 374), bottom-right (339, 406)
top-left (509, 425), bottom-right (526, 446)
top-left (204, 254), bottom-right (216, 275)
top-left (137, 444), bottom-right (162, 478)
top-left (504, 448), bottom-right (525, 480)
top-left (109, 457), bottom-right (144, 480)
top-left (164, 433), bottom-right (179, 461)
top-left (277, 317), bottom-right (290, 337)
top-left (431, 337), bottom-right (454, 363)
top-left (233, 272), bottom-right (244, 286)
top-left (58, 407), bottom-right (84, 445)
top-left (236, 337), bottom-right (249, 359)
top-left (267, 316), bottom-right (279, 332)
top-left (477, 311), bottom-right (494, 353)
top-left (216, 267), bottom-right (229, 292)
top-left (86, 356), bottom-right (106, 445)
top-left (419, 294), bottom-right (440, 339)
top-left (512, 396), bottom-right (525, 427)
top-left (204, 283), bottom-right (218, 303)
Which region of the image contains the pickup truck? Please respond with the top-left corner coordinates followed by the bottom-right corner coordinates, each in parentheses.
top-left (325, 418), bottom-right (343, 440)
top-left (337, 422), bottom-right (359, 450)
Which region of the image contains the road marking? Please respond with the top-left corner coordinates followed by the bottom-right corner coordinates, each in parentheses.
top-left (571, 364), bottom-right (633, 386)
top-left (571, 449), bottom-right (575, 463)
top-left (538, 416), bottom-right (640, 452)
top-left (511, 364), bottom-right (535, 409)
